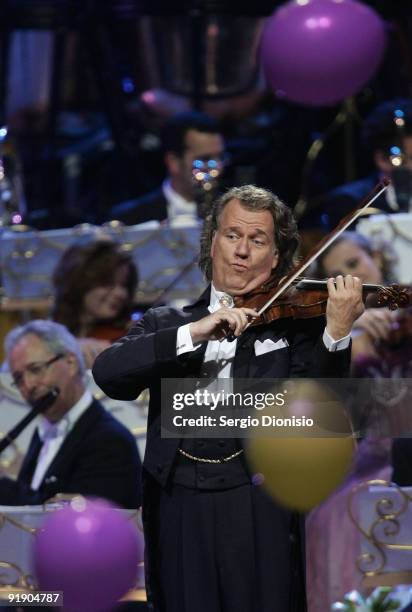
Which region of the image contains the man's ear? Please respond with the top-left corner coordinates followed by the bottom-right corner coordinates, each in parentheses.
top-left (271, 250), bottom-right (279, 271)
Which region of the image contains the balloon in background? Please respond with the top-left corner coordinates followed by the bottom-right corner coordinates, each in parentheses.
top-left (33, 498), bottom-right (142, 612)
top-left (248, 436), bottom-right (354, 511)
top-left (261, 0), bottom-right (386, 106)
top-left (247, 380), bottom-right (355, 511)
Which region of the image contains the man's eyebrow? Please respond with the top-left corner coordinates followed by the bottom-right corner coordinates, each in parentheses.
top-left (224, 225), bottom-right (269, 237)
top-left (253, 228), bottom-right (270, 237)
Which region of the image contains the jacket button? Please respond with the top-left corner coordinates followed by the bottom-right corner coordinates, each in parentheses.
top-left (198, 475), bottom-right (205, 482)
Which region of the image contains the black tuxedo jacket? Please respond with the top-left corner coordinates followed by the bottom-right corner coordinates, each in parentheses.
top-left (93, 287), bottom-right (351, 486)
top-left (0, 399), bottom-right (142, 509)
top-left (110, 188), bottom-right (168, 226)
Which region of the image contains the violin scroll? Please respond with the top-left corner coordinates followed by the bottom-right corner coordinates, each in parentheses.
top-left (374, 285), bottom-right (411, 311)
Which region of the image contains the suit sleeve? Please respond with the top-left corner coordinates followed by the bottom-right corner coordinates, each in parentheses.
top-left (288, 317), bottom-right (351, 378)
top-left (0, 420), bottom-right (142, 509)
top-left (0, 477), bottom-right (44, 505)
top-left (92, 307), bottom-right (185, 401)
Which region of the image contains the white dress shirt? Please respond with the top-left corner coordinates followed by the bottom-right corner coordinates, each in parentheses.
top-left (31, 389), bottom-right (93, 490)
top-left (162, 179), bottom-right (198, 223)
top-left (176, 285), bottom-right (351, 376)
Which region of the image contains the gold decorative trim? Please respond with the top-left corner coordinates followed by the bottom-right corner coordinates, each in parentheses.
top-left (0, 436), bottom-right (22, 471)
top-left (348, 479), bottom-right (412, 577)
top-left (362, 570), bottom-right (412, 588)
top-left (0, 513), bottom-right (38, 535)
top-left (0, 561), bottom-right (35, 590)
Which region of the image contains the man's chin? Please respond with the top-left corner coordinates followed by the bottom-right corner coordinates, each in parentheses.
top-left (227, 282), bottom-right (259, 297)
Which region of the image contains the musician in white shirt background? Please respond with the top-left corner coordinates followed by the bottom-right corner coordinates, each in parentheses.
top-left (0, 320), bottom-right (141, 508)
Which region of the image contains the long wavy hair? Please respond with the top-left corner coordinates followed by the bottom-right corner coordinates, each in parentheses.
top-left (199, 185), bottom-right (299, 284)
top-left (52, 239), bottom-right (138, 336)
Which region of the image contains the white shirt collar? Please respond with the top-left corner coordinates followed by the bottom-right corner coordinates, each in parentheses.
top-left (37, 389), bottom-right (93, 442)
top-left (162, 179), bottom-right (198, 222)
top-left (208, 284), bottom-right (234, 313)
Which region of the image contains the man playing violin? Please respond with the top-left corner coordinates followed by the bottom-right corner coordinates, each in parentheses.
top-left (93, 185), bottom-right (364, 612)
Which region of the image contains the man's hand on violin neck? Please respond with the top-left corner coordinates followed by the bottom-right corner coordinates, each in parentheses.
top-left (189, 307), bottom-right (258, 343)
top-left (325, 274), bottom-right (365, 340)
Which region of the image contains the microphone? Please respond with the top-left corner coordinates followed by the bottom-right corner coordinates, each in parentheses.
top-left (0, 387), bottom-right (60, 454)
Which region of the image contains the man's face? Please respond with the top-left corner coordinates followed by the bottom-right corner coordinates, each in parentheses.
top-left (210, 199), bottom-right (279, 296)
top-left (9, 334), bottom-right (79, 423)
top-left (167, 129), bottom-right (225, 200)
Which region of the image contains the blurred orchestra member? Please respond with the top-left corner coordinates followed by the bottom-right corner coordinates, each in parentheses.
top-left (0, 320), bottom-right (141, 507)
top-left (52, 239), bottom-right (138, 368)
top-left (322, 99), bottom-right (412, 229)
top-left (110, 111), bottom-right (225, 225)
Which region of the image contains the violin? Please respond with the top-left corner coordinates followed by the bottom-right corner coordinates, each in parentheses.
top-left (234, 278), bottom-right (412, 328)
top-left (221, 179), bottom-right (412, 338)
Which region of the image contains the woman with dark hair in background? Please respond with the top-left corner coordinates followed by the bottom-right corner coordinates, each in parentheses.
top-left (52, 239), bottom-right (138, 368)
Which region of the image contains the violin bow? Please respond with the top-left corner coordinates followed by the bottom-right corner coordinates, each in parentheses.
top-left (254, 178), bottom-right (390, 320)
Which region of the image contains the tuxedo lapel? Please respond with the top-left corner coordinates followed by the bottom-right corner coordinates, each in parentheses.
top-left (18, 429), bottom-right (43, 484)
top-left (233, 329), bottom-right (258, 378)
top-left (40, 402), bottom-right (100, 486)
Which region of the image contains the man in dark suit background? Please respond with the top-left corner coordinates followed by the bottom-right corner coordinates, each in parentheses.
top-left (321, 98), bottom-right (412, 229)
top-left (0, 320), bottom-right (141, 509)
top-left (94, 185), bottom-right (364, 611)
top-left (110, 111), bottom-right (225, 225)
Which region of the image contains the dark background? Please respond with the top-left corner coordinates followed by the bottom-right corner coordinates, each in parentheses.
top-left (0, 0), bottom-right (411, 231)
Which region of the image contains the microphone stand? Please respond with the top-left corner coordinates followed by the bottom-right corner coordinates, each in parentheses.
top-left (0, 388), bottom-right (59, 455)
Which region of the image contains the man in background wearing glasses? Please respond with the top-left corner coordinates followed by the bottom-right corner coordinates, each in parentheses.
top-left (0, 320), bottom-right (141, 508)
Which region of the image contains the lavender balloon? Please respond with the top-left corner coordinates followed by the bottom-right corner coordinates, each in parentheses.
top-left (33, 498), bottom-right (142, 612)
top-left (261, 0), bottom-right (386, 106)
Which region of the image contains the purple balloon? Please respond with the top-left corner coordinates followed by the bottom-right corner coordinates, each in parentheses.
top-left (261, 0), bottom-right (386, 106)
top-left (33, 498), bottom-right (142, 612)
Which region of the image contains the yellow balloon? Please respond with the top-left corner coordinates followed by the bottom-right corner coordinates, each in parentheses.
top-left (246, 379), bottom-right (355, 511)
top-left (247, 436), bottom-right (354, 512)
